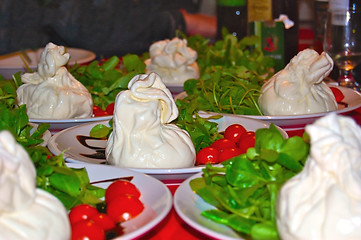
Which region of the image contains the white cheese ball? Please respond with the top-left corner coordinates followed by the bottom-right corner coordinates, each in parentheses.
top-left (258, 49), bottom-right (337, 115)
top-left (145, 37), bottom-right (199, 85)
top-left (0, 131), bottom-right (70, 240)
top-left (106, 72), bottom-right (196, 168)
top-left (16, 42), bottom-right (93, 119)
top-left (276, 113), bottom-right (361, 240)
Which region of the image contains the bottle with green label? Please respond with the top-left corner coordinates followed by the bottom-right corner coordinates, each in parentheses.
top-left (216, 0), bottom-right (248, 40)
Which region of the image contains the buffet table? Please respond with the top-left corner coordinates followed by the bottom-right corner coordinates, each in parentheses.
top-left (130, 106), bottom-right (361, 239)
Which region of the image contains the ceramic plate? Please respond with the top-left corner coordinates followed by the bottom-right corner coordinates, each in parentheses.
top-left (0, 47), bottom-right (96, 79)
top-left (30, 115), bottom-right (113, 133)
top-left (48, 115), bottom-right (287, 181)
top-left (175, 86), bottom-right (361, 131)
top-left (174, 172), bottom-right (242, 240)
top-left (67, 163), bottom-right (172, 240)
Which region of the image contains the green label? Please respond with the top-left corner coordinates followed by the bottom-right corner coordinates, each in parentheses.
top-left (249, 21), bottom-right (285, 71)
top-left (217, 0), bottom-right (246, 6)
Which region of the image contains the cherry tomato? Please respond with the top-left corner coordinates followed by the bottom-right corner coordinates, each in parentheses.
top-left (107, 195), bottom-right (144, 222)
top-left (196, 147), bottom-right (220, 165)
top-left (224, 124), bottom-right (247, 143)
top-left (237, 131), bottom-right (256, 154)
top-left (210, 138), bottom-right (237, 152)
top-left (105, 180), bottom-right (141, 204)
top-left (219, 147), bottom-right (243, 162)
top-left (71, 219), bottom-right (105, 240)
top-left (92, 106), bottom-right (108, 117)
top-left (90, 213), bottom-right (116, 231)
top-left (330, 86), bottom-right (345, 102)
top-left (69, 204), bottom-right (99, 225)
top-left (105, 102), bottom-right (115, 115)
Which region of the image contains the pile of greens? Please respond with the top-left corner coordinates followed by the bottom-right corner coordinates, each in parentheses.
top-left (178, 32), bottom-right (275, 116)
top-left (0, 80), bottom-right (105, 210)
top-left (190, 125), bottom-right (310, 240)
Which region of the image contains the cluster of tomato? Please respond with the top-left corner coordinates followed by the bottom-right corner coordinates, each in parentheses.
top-left (69, 180), bottom-right (144, 240)
top-left (92, 103), bottom-right (115, 117)
top-left (196, 124), bottom-right (256, 165)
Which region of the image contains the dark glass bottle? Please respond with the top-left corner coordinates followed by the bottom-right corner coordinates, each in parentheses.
top-left (314, 0), bottom-right (329, 54)
top-left (272, 0), bottom-right (299, 64)
top-left (349, 0), bottom-right (361, 84)
top-left (216, 0), bottom-right (248, 40)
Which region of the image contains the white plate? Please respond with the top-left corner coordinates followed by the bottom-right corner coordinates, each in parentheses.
top-left (174, 172), bottom-right (242, 240)
top-left (0, 47), bottom-right (96, 79)
top-left (67, 163), bottom-right (172, 240)
top-left (30, 115), bottom-right (113, 133)
top-left (47, 116), bottom-right (287, 181)
top-left (175, 86), bottom-right (361, 131)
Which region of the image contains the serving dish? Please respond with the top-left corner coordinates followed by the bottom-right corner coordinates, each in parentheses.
top-left (0, 47), bottom-right (96, 79)
top-left (30, 115), bottom-right (113, 133)
top-left (67, 163), bottom-right (172, 240)
top-left (48, 115), bottom-right (287, 181)
top-left (175, 86), bottom-right (361, 131)
top-left (174, 172), bottom-right (241, 240)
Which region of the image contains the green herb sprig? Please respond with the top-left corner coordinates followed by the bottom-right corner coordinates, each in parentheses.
top-left (179, 32), bottom-right (275, 116)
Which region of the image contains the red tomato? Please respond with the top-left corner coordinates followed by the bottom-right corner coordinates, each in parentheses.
top-left (210, 138), bottom-right (237, 151)
top-left (90, 213), bottom-right (116, 231)
top-left (224, 124), bottom-right (247, 143)
top-left (219, 147), bottom-right (243, 162)
top-left (196, 147), bottom-right (220, 165)
top-left (69, 204), bottom-right (99, 225)
top-left (330, 87), bottom-right (345, 102)
top-left (237, 131), bottom-right (256, 154)
top-left (105, 180), bottom-right (141, 204)
top-left (107, 195), bottom-right (144, 222)
top-left (71, 219), bottom-right (105, 240)
top-left (105, 102), bottom-right (115, 115)
top-left (92, 106), bottom-right (108, 117)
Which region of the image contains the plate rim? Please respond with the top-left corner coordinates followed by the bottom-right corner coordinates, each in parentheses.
top-left (48, 114), bottom-right (287, 179)
top-left (29, 115), bottom-right (113, 124)
top-left (47, 120), bottom-right (205, 176)
top-left (48, 116), bottom-right (288, 174)
top-left (0, 47), bottom-right (96, 69)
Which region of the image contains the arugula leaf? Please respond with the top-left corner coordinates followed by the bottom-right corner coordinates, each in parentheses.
top-left (178, 32), bottom-right (275, 117)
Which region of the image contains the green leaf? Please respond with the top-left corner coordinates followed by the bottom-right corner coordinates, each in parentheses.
top-left (280, 136), bottom-right (309, 162)
top-left (122, 54), bottom-right (146, 72)
top-left (90, 124), bottom-right (112, 138)
top-left (49, 172), bottom-right (82, 197)
top-left (277, 153), bottom-right (303, 172)
top-left (226, 156), bottom-right (265, 188)
top-left (251, 221), bottom-right (280, 240)
top-left (226, 214), bottom-right (256, 235)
